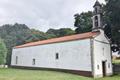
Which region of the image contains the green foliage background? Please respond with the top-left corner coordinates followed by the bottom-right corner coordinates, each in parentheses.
top-left (0, 38), bottom-right (7, 65)
top-left (74, 0), bottom-right (120, 51)
top-left (0, 23), bottom-right (75, 65)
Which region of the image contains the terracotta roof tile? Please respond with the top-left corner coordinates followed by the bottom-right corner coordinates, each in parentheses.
top-left (15, 31), bottom-right (100, 49)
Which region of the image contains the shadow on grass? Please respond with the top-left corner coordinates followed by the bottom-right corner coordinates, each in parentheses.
top-left (10, 66), bottom-right (92, 77)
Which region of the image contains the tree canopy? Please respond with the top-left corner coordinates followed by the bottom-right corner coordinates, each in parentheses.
top-left (74, 0), bottom-right (120, 51)
top-left (74, 11), bottom-right (93, 34)
top-left (46, 28), bottom-right (75, 37)
top-left (0, 23), bottom-right (75, 65)
top-left (0, 38), bottom-right (7, 65)
top-left (104, 0), bottom-right (120, 48)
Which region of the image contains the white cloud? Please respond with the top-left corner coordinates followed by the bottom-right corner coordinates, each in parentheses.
top-left (0, 0), bottom-right (105, 31)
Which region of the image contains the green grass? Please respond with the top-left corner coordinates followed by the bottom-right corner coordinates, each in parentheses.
top-left (112, 59), bottom-right (120, 64)
top-left (0, 68), bottom-right (120, 80)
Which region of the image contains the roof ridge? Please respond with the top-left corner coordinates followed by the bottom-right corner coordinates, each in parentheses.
top-left (14, 31), bottom-right (100, 49)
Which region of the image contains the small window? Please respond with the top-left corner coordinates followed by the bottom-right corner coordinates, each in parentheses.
top-left (95, 8), bottom-right (98, 13)
top-left (56, 53), bottom-right (59, 60)
top-left (95, 16), bottom-right (98, 27)
top-left (15, 56), bottom-right (18, 64)
top-left (97, 65), bottom-right (99, 69)
top-left (95, 16), bottom-right (98, 20)
top-left (103, 48), bottom-right (104, 55)
top-left (32, 59), bottom-right (35, 65)
top-left (108, 63), bottom-right (110, 68)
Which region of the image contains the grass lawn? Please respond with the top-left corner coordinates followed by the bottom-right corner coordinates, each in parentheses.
top-left (0, 68), bottom-right (120, 80)
top-left (112, 59), bottom-right (120, 64)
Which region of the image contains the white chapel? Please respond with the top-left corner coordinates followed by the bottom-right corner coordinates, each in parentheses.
top-left (11, 1), bottom-right (113, 78)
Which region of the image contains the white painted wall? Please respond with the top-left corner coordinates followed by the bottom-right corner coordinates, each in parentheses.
top-left (11, 39), bottom-right (92, 71)
top-left (93, 29), bottom-right (113, 77)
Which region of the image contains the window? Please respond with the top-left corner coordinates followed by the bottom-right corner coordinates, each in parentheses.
top-left (56, 53), bottom-right (59, 60)
top-left (95, 16), bottom-right (98, 27)
top-left (95, 8), bottom-right (97, 13)
top-left (15, 56), bottom-right (18, 64)
top-left (32, 59), bottom-right (35, 65)
top-left (108, 63), bottom-right (110, 68)
top-left (103, 48), bottom-right (104, 56)
top-left (97, 65), bottom-right (99, 69)
top-left (95, 16), bottom-right (98, 20)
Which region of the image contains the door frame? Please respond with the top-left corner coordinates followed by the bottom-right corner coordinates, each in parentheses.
top-left (102, 61), bottom-right (107, 77)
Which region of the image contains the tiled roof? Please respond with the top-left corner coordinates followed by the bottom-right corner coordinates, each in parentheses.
top-left (15, 31), bottom-right (100, 49)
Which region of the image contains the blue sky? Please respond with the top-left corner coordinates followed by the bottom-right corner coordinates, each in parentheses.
top-left (0, 0), bottom-right (105, 31)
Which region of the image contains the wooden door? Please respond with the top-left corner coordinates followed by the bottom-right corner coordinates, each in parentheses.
top-left (102, 61), bottom-right (106, 77)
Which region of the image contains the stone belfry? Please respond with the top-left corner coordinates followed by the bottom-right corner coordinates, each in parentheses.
top-left (92, 0), bottom-right (103, 31)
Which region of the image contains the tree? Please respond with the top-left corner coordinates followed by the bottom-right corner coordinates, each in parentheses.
top-left (0, 38), bottom-right (7, 65)
top-left (58, 28), bottom-right (75, 37)
top-left (74, 11), bottom-right (93, 34)
top-left (46, 29), bottom-right (60, 37)
top-left (0, 23), bottom-right (75, 65)
top-left (46, 28), bottom-right (75, 37)
top-left (104, 0), bottom-right (120, 51)
top-left (0, 23), bottom-right (50, 65)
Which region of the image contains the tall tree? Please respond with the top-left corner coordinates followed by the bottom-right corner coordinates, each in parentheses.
top-left (74, 11), bottom-right (93, 33)
top-left (0, 23), bottom-right (75, 65)
top-left (0, 38), bottom-right (7, 65)
top-left (0, 23), bottom-right (50, 65)
top-left (104, 0), bottom-right (120, 50)
top-left (46, 28), bottom-right (75, 37)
